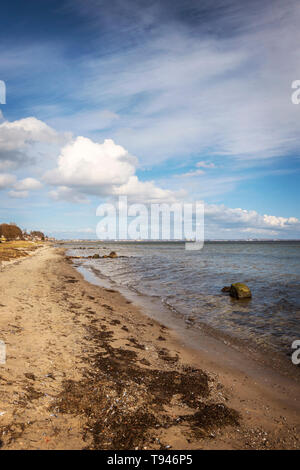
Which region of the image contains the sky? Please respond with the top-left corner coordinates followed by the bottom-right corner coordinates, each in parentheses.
top-left (0, 0), bottom-right (300, 239)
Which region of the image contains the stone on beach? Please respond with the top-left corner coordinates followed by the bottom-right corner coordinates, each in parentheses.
top-left (229, 283), bottom-right (252, 299)
top-left (102, 251), bottom-right (117, 259)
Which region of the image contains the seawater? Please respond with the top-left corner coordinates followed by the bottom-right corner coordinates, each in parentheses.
top-left (65, 241), bottom-right (300, 357)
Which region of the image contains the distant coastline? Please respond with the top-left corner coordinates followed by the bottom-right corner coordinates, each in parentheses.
top-left (57, 238), bottom-right (300, 243)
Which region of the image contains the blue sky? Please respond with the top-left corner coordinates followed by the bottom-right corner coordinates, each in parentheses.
top-left (0, 0), bottom-right (300, 239)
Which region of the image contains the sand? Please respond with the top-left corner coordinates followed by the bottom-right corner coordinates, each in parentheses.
top-left (0, 245), bottom-right (299, 450)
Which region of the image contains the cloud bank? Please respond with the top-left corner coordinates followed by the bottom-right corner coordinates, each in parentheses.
top-left (0, 112), bottom-right (298, 237)
top-left (205, 204), bottom-right (300, 237)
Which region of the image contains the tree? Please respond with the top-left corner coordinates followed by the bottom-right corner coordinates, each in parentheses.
top-left (0, 223), bottom-right (23, 240)
top-left (30, 231), bottom-right (45, 240)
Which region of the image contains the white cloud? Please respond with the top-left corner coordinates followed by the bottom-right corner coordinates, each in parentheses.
top-left (45, 136), bottom-right (181, 203)
top-left (14, 177), bottom-right (42, 191)
top-left (0, 117), bottom-right (71, 168)
top-left (45, 137), bottom-right (136, 190)
top-left (115, 175), bottom-right (185, 203)
top-left (0, 117), bottom-right (66, 151)
top-left (205, 204), bottom-right (300, 233)
top-left (263, 214), bottom-right (299, 228)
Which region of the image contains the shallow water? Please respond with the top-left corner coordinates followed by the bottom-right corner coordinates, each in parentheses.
top-left (65, 241), bottom-right (300, 356)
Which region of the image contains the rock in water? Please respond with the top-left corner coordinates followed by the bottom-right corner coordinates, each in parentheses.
top-left (108, 251), bottom-right (117, 258)
top-left (230, 283), bottom-right (251, 299)
top-left (92, 254), bottom-right (100, 259)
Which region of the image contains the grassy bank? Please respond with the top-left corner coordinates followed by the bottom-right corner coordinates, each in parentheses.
top-left (0, 240), bottom-right (44, 263)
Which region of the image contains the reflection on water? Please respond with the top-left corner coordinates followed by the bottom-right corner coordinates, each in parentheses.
top-left (65, 241), bottom-right (300, 356)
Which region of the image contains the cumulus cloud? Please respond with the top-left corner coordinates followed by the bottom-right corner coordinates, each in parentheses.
top-left (115, 175), bottom-right (185, 203)
top-left (205, 204), bottom-right (300, 233)
top-left (14, 177), bottom-right (42, 191)
top-left (45, 136), bottom-right (181, 203)
top-left (0, 117), bottom-right (70, 168)
top-left (0, 117), bottom-right (60, 151)
top-left (0, 173), bottom-right (43, 198)
top-left (263, 214), bottom-right (298, 228)
top-left (45, 137), bottom-right (136, 189)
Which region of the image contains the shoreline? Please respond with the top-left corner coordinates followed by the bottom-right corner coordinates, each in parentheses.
top-left (0, 245), bottom-right (299, 449)
top-left (77, 262), bottom-right (300, 385)
top-left (66, 240), bottom-right (300, 381)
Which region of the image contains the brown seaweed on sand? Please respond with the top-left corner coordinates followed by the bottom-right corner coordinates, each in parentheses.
top-left (51, 322), bottom-right (240, 449)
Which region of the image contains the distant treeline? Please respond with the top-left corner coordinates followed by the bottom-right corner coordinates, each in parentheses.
top-left (0, 223), bottom-right (45, 240)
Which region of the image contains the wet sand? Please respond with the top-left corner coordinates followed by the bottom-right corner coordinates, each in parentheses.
top-left (0, 245), bottom-right (299, 449)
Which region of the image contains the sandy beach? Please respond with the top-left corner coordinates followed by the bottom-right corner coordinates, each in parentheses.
top-left (0, 244), bottom-right (299, 450)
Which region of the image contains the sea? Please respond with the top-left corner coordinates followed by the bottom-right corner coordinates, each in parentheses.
top-left (63, 240), bottom-right (300, 361)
